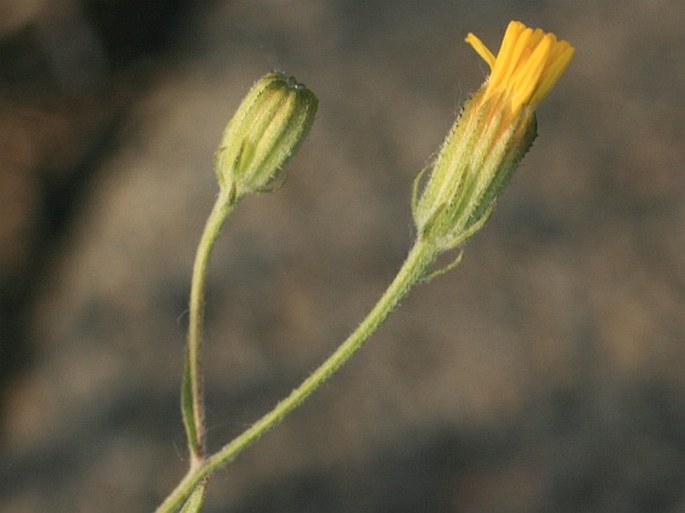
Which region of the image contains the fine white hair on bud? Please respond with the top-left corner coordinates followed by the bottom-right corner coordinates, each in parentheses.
top-left (215, 72), bottom-right (318, 200)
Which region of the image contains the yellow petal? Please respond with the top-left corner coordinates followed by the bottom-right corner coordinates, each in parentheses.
top-left (466, 20), bottom-right (575, 113)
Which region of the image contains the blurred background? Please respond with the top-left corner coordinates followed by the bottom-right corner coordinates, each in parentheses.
top-left (1, 0), bottom-right (684, 512)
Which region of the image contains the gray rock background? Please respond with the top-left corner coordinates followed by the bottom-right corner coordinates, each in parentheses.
top-left (1, 1), bottom-right (684, 512)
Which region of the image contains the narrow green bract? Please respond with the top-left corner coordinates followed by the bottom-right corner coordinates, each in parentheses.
top-left (412, 90), bottom-right (537, 252)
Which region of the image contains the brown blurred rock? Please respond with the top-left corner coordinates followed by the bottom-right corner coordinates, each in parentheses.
top-left (0, 0), bottom-right (190, 390)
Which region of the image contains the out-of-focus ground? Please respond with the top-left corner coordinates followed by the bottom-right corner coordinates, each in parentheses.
top-left (1, 1), bottom-right (684, 512)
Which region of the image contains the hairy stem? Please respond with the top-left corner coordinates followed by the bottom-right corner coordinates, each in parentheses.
top-left (185, 184), bottom-right (236, 464)
top-left (156, 238), bottom-right (438, 513)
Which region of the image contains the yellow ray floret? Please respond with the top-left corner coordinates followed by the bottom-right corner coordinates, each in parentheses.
top-left (465, 20), bottom-right (575, 114)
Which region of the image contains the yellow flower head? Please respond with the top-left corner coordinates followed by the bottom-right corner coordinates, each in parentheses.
top-left (412, 21), bottom-right (574, 252)
top-left (466, 20), bottom-right (575, 115)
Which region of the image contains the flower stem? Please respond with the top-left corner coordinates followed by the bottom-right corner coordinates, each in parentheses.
top-left (156, 238), bottom-right (439, 513)
top-left (184, 184), bottom-right (237, 464)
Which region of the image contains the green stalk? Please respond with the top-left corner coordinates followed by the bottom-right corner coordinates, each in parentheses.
top-left (155, 238), bottom-right (439, 513)
top-left (184, 184), bottom-right (237, 464)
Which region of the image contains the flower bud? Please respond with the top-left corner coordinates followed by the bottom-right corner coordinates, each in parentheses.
top-left (215, 72), bottom-right (318, 199)
top-left (413, 21), bottom-right (574, 252)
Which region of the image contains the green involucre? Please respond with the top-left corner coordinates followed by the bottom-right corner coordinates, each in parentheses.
top-left (215, 72), bottom-right (318, 199)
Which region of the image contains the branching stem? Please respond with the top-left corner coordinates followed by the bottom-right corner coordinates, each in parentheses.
top-left (156, 238), bottom-right (439, 513)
